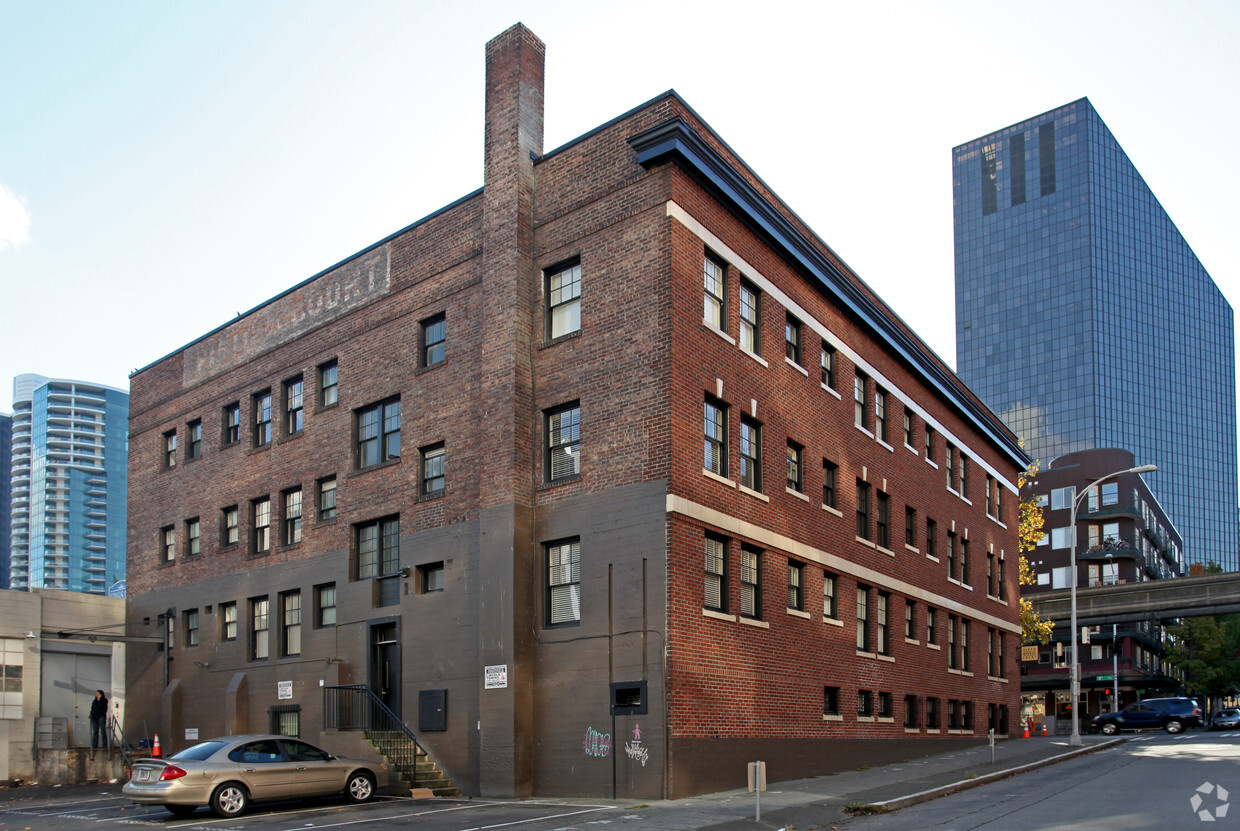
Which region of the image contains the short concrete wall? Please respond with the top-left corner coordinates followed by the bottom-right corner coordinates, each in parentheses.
top-left (32, 749), bottom-right (126, 785)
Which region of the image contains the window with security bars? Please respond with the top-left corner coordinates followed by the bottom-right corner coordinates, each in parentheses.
top-left (704, 535), bottom-right (727, 612)
top-left (857, 689), bottom-right (873, 717)
top-left (547, 404), bottom-right (581, 481)
top-left (739, 281), bottom-right (760, 354)
top-left (704, 398), bottom-right (727, 476)
top-left (356, 517), bottom-right (400, 580)
top-left (740, 547), bottom-right (761, 619)
top-left (787, 561), bottom-right (803, 610)
top-left (269, 705), bottom-right (300, 737)
top-left (703, 253), bottom-right (726, 330)
top-left (546, 539), bottom-right (581, 626)
top-left (740, 417), bottom-right (761, 491)
top-left (547, 262), bottom-right (581, 339)
top-left (356, 398), bottom-right (401, 469)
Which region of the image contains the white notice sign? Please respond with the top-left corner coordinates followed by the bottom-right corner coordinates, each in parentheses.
top-left (185, 728), bottom-right (199, 741)
top-left (484, 665), bottom-right (508, 689)
top-left (278, 680), bottom-right (293, 700)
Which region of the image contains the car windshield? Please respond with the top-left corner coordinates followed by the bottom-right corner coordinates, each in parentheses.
top-left (171, 740), bottom-right (229, 761)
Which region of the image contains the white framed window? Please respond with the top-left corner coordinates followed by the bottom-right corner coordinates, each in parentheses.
top-left (547, 262), bottom-right (582, 339)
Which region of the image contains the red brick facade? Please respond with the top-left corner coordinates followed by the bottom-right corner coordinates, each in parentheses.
top-left (125, 24), bottom-right (1023, 800)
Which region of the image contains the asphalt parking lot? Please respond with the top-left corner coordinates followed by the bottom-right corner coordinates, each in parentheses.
top-left (0, 789), bottom-right (624, 831)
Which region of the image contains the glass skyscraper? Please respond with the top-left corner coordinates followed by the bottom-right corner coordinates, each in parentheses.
top-left (954, 98), bottom-right (1238, 571)
top-left (8, 374), bottom-right (129, 593)
top-left (0, 413), bottom-right (11, 590)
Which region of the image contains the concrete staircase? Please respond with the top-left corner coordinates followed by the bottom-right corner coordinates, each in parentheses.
top-left (364, 729), bottom-right (459, 797)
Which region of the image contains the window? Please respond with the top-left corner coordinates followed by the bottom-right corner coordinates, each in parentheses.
top-left (284, 377), bottom-right (304, 435)
top-left (739, 280), bottom-right (760, 353)
top-left (960, 538), bottom-right (970, 586)
top-left (986, 475), bottom-right (998, 518)
top-left (420, 562), bottom-right (445, 593)
top-left (315, 583), bottom-right (336, 628)
top-left (785, 313), bottom-right (802, 365)
top-left (824, 686), bottom-right (840, 716)
top-left (856, 584), bottom-right (870, 651)
top-left (925, 518), bottom-right (937, 559)
top-left (420, 443), bottom-right (446, 495)
top-left (356, 397), bottom-right (401, 469)
top-left (876, 591), bottom-right (890, 655)
top-left (947, 614), bottom-right (958, 669)
top-left (961, 619), bottom-right (970, 671)
top-left (283, 489), bottom-right (302, 546)
top-left (1050, 527), bottom-right (1072, 549)
top-left (875, 491), bottom-right (890, 549)
top-left (962, 700), bottom-right (974, 731)
top-left (319, 360), bottom-right (338, 407)
top-left (903, 409), bottom-right (914, 448)
top-left (823, 571), bottom-right (838, 618)
top-left (947, 531), bottom-right (957, 579)
top-left (421, 313), bottom-right (446, 367)
top-left (221, 602), bottom-right (237, 641)
top-left (280, 591), bottom-right (301, 657)
top-left (187, 419), bottom-right (202, 459)
top-left (271, 707), bottom-right (301, 738)
top-left (858, 689), bottom-right (873, 718)
top-left (703, 253), bottom-right (726, 330)
top-left (185, 518), bottom-right (200, 558)
top-left (820, 342), bottom-right (836, 388)
top-left (163, 430), bottom-right (177, 468)
top-left (874, 388), bottom-right (888, 442)
top-left (546, 539), bottom-right (581, 625)
top-left (822, 459), bottom-right (838, 508)
top-left (948, 699), bottom-right (960, 730)
top-left (161, 526), bottom-right (175, 563)
top-left (184, 609), bottom-right (199, 647)
top-left (250, 597), bottom-right (270, 660)
top-left (704, 398), bottom-right (727, 476)
top-left (787, 561), bottom-right (804, 611)
top-left (318, 476), bottom-right (337, 521)
top-left (925, 425), bottom-right (936, 463)
top-left (254, 391), bottom-right (273, 447)
top-left (904, 695), bottom-right (919, 728)
top-left (224, 403), bottom-right (241, 445)
top-left (905, 505), bottom-right (917, 547)
top-left (878, 692), bottom-right (893, 719)
top-left (704, 535), bottom-right (727, 612)
top-left (1051, 486), bottom-right (1076, 511)
top-left (547, 262), bottom-right (581, 339)
top-left (959, 455), bottom-right (969, 499)
top-left (905, 600), bottom-right (916, 639)
top-left (252, 497), bottom-right (271, 554)
top-left (988, 628), bottom-right (998, 676)
top-left (926, 697), bottom-right (939, 730)
top-left (856, 480), bottom-right (871, 540)
top-left (1101, 481), bottom-right (1119, 506)
top-left (927, 606), bottom-right (937, 644)
top-left (356, 517), bottom-right (400, 579)
top-left (786, 441), bottom-right (803, 493)
top-left (945, 444), bottom-right (956, 491)
top-left (547, 404), bottom-right (582, 481)
top-left (997, 557), bottom-right (1006, 601)
top-left (854, 371), bottom-right (869, 429)
top-left (740, 547), bottom-right (762, 619)
top-left (223, 505), bottom-right (239, 546)
top-left (987, 553), bottom-right (996, 596)
top-left (739, 416), bottom-right (761, 491)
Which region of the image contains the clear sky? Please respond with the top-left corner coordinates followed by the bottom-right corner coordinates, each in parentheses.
top-left (2, 0), bottom-right (1238, 414)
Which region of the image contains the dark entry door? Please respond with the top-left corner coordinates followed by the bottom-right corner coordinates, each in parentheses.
top-left (369, 622), bottom-right (401, 718)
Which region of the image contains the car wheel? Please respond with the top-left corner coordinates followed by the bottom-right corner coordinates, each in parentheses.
top-left (210, 783), bottom-right (250, 818)
top-left (1165, 719), bottom-right (1184, 734)
top-left (345, 771), bottom-right (376, 803)
top-left (166, 805), bottom-right (197, 817)
top-left (1101, 722), bottom-right (1119, 735)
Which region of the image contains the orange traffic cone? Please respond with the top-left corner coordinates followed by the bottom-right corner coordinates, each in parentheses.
top-left (1022, 721), bottom-right (1030, 738)
top-left (1041, 723), bottom-right (1048, 737)
top-left (152, 733), bottom-right (162, 758)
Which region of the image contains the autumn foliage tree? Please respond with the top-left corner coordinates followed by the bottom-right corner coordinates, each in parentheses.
top-left (1018, 460), bottom-right (1053, 645)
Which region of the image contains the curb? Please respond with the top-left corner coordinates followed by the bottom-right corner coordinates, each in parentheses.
top-left (855, 739), bottom-right (1126, 813)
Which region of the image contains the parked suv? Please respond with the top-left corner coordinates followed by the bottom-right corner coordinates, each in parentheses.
top-left (1092, 697), bottom-right (1201, 734)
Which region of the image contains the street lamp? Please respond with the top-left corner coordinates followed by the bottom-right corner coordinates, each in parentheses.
top-left (1069, 463), bottom-right (1157, 746)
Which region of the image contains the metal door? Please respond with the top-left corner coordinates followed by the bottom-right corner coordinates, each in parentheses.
top-left (369, 623), bottom-right (401, 718)
top-left (41, 650), bottom-right (110, 747)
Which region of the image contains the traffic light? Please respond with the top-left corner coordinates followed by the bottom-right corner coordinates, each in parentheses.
top-left (1104, 688), bottom-right (1111, 696)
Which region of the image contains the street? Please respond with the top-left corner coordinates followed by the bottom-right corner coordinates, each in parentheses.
top-left (841, 730), bottom-right (1240, 830)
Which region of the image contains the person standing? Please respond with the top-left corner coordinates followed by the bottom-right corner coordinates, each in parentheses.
top-left (89, 689), bottom-right (108, 754)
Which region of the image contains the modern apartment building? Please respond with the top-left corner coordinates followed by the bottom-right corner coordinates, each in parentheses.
top-left (9, 374), bottom-right (129, 594)
top-left (953, 98), bottom-right (1238, 571)
top-left (0, 413), bottom-right (11, 590)
top-left (124, 25), bottom-right (1025, 799)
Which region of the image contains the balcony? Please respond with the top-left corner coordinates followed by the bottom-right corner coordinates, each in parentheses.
top-left (1078, 498), bottom-right (1143, 522)
top-left (1078, 534), bottom-right (1142, 561)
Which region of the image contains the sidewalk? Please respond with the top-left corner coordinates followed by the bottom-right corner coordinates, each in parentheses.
top-left (610, 735), bottom-right (1122, 831)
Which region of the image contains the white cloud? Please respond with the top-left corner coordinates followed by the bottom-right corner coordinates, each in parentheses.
top-left (0, 184), bottom-right (32, 251)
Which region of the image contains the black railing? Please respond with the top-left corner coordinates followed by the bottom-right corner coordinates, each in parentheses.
top-left (324, 685), bottom-right (426, 785)
top-left (107, 712), bottom-right (135, 770)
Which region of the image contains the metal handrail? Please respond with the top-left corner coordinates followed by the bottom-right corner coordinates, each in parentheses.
top-left (324, 685), bottom-right (427, 785)
top-left (107, 712), bottom-right (134, 770)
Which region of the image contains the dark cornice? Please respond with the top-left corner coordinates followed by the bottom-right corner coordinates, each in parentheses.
top-left (629, 116), bottom-right (1027, 469)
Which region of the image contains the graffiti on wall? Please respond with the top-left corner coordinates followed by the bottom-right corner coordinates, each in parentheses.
top-left (625, 723), bottom-right (649, 767)
top-left (583, 726), bottom-right (612, 757)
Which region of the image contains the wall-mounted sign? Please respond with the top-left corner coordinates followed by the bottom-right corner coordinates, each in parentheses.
top-left (185, 728), bottom-right (199, 741)
top-left (278, 680), bottom-right (293, 700)
top-left (484, 665), bottom-right (508, 689)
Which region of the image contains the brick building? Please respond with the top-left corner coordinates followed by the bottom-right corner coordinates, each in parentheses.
top-left (125, 24), bottom-right (1025, 799)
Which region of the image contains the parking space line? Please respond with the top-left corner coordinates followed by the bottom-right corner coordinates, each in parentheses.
top-left (297, 804), bottom-right (615, 831)
top-left (4, 796), bottom-right (130, 813)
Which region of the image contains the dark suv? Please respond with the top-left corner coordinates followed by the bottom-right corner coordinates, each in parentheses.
top-left (1092, 697), bottom-right (1201, 734)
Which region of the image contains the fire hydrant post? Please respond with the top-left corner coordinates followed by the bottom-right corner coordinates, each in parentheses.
top-left (748, 761), bottom-right (766, 821)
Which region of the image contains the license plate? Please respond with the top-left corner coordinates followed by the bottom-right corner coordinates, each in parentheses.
top-left (137, 769), bottom-right (150, 781)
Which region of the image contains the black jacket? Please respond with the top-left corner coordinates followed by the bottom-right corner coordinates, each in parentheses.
top-left (89, 696), bottom-right (108, 721)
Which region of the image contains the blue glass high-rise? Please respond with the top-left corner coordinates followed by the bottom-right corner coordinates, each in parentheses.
top-left (954, 98), bottom-right (1238, 571)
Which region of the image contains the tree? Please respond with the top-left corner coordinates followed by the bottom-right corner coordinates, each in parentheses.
top-left (1163, 614), bottom-right (1240, 712)
top-left (1018, 460), bottom-right (1053, 645)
